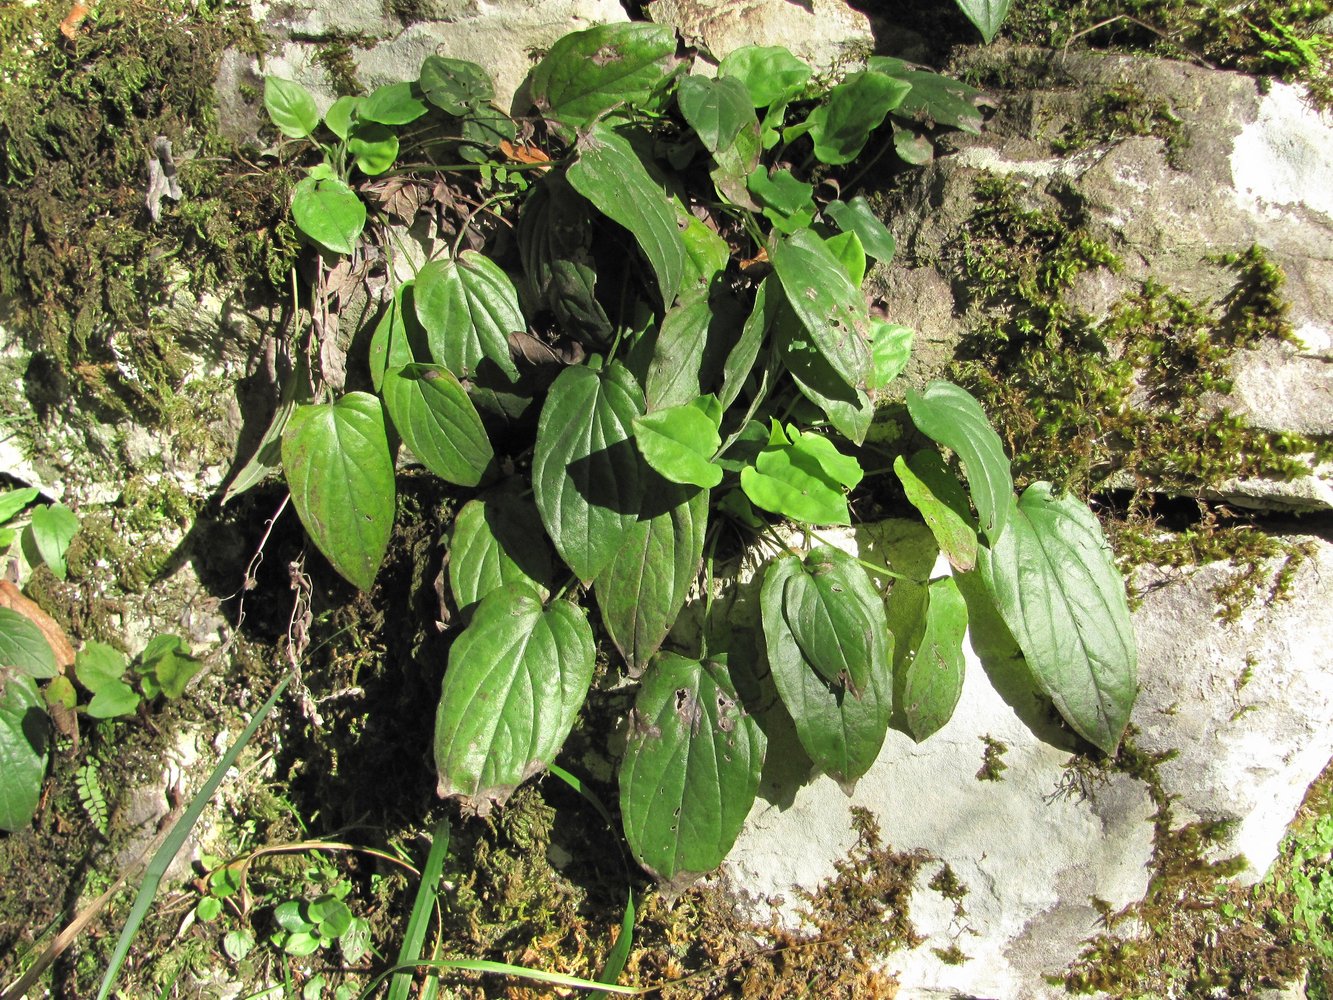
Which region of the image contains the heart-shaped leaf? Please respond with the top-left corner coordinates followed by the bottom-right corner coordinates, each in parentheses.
top-left (25, 503), bottom-right (78, 581)
top-left (717, 45), bottom-right (812, 108)
top-left (619, 654), bottom-right (765, 888)
top-left (532, 363), bottom-right (644, 584)
top-left (434, 586), bottom-right (594, 814)
top-left (770, 229), bottom-right (873, 392)
top-left (952, 0), bottom-right (1011, 43)
top-left (567, 123), bottom-right (687, 308)
top-left (0, 609), bottom-right (57, 679)
top-left (907, 380), bottom-right (1013, 544)
top-left (358, 82), bottom-right (428, 125)
top-left (382, 363), bottom-right (493, 486)
top-left (448, 490), bottom-right (554, 617)
top-left (595, 480), bottom-right (708, 676)
top-left (633, 404), bottom-right (722, 489)
top-left (804, 70), bottom-right (910, 165)
top-left (900, 576), bottom-right (968, 741)
top-left (760, 550), bottom-right (893, 787)
top-left (414, 252), bottom-right (522, 382)
top-left (869, 57), bottom-right (985, 133)
top-left (677, 75), bottom-right (755, 154)
top-left (894, 451), bottom-right (978, 572)
top-left (979, 482), bottom-right (1137, 754)
top-left (419, 55), bottom-right (494, 115)
top-left (824, 197), bottom-right (896, 264)
top-left (282, 393), bottom-right (396, 591)
top-left (530, 22), bottom-right (677, 126)
top-left (0, 671), bottom-right (47, 832)
top-left (290, 177), bottom-right (366, 255)
top-left (323, 96), bottom-right (360, 141)
top-left (781, 547), bottom-right (883, 697)
top-left (87, 679), bottom-right (140, 718)
top-left (75, 641), bottom-right (127, 692)
top-left (346, 123), bottom-right (400, 176)
top-left (264, 77), bottom-right (319, 138)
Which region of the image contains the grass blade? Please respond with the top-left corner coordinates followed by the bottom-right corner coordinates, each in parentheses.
top-left (95, 675), bottom-right (291, 1000)
top-left (388, 818), bottom-right (451, 1000)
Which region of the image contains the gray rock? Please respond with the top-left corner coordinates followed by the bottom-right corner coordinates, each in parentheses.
top-left (645, 0), bottom-right (873, 70)
top-left (873, 48), bottom-right (1333, 510)
top-left (717, 523), bottom-right (1333, 997)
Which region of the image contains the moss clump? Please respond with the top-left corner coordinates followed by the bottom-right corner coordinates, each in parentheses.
top-left (1050, 83), bottom-right (1190, 166)
top-left (951, 174), bottom-right (1329, 499)
top-left (1000, 0), bottom-right (1333, 108)
top-left (1059, 732), bottom-right (1308, 996)
top-left (0, 0), bottom-right (297, 421)
top-left (976, 735), bottom-right (1009, 781)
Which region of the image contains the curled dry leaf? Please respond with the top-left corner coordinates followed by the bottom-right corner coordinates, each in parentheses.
top-left (0, 580), bottom-right (75, 671)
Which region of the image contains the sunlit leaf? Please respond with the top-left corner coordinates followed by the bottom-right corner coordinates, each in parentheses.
top-left (419, 55), bottom-right (494, 115)
top-left (359, 82), bottom-right (428, 125)
top-left (900, 576), bottom-right (968, 741)
top-left (717, 45), bottom-right (812, 107)
top-left (382, 364), bottom-right (493, 486)
top-left (290, 177), bottom-right (365, 255)
top-left (677, 75), bottom-right (754, 153)
top-left (633, 404), bottom-right (723, 489)
top-left (414, 252), bottom-right (523, 382)
top-left (0, 608), bottom-right (57, 679)
top-left (894, 450), bottom-right (978, 572)
top-left (804, 71), bottom-right (910, 165)
top-left (824, 197), bottom-right (896, 264)
top-left (530, 22), bottom-right (678, 126)
top-left (264, 77), bottom-right (319, 139)
top-left (25, 503), bottom-right (78, 581)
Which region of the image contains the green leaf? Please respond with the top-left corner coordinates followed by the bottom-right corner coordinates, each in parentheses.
top-left (746, 167), bottom-right (814, 234)
top-left (382, 363), bottom-right (493, 486)
top-left (824, 197), bottom-right (896, 264)
top-left (868, 58), bottom-right (984, 133)
top-left (290, 177), bottom-right (366, 255)
top-left (26, 502), bottom-right (78, 580)
top-left (368, 284), bottom-right (418, 392)
top-left (645, 292), bottom-right (715, 412)
top-left (567, 123), bottom-right (687, 308)
top-left (633, 405), bottom-right (723, 489)
top-left (979, 483), bottom-right (1137, 754)
top-left (0, 487), bottom-right (38, 525)
top-left (315, 897), bottom-right (353, 939)
top-left (414, 251), bottom-right (523, 382)
top-left (0, 671), bottom-right (46, 832)
top-left (282, 393), bottom-right (396, 591)
top-left (719, 278), bottom-right (775, 412)
top-left (741, 423), bottom-right (861, 525)
top-left (275, 900), bottom-right (311, 933)
top-left (595, 481), bottom-right (708, 675)
top-left (530, 22), bottom-right (678, 126)
top-left (419, 55), bottom-right (494, 115)
top-left (87, 679), bottom-right (140, 719)
top-left (323, 96), bottom-right (360, 141)
top-left (952, 0), bottom-right (1011, 43)
top-left (44, 675), bottom-right (76, 710)
top-left (774, 297), bottom-right (873, 445)
top-left (434, 586), bottom-right (595, 814)
top-left (717, 45), bottom-right (811, 107)
top-left (358, 82), bottom-right (428, 125)
top-left (619, 654), bottom-right (765, 887)
top-left (894, 451), bottom-right (978, 572)
top-left (0, 608), bottom-right (57, 679)
top-left (770, 229), bottom-right (873, 391)
top-left (281, 931), bottom-right (321, 957)
top-left (264, 77), bottom-right (319, 139)
top-left (906, 380), bottom-right (1013, 544)
top-left (760, 550), bottom-right (892, 786)
top-left (141, 636), bottom-right (200, 700)
top-left (532, 364), bottom-right (645, 584)
top-left (448, 490), bottom-right (554, 617)
top-left (710, 119), bottom-right (762, 210)
top-left (346, 122), bottom-right (400, 176)
top-left (893, 122), bottom-right (935, 164)
top-left (900, 576), bottom-right (968, 741)
top-left (75, 641), bottom-right (128, 692)
top-left (679, 215), bottom-right (731, 297)
top-left (781, 546), bottom-right (883, 697)
top-left (824, 231), bottom-right (866, 288)
top-left (804, 71), bottom-right (910, 165)
top-left (516, 175), bottom-right (612, 344)
top-left (870, 320), bottom-right (913, 390)
top-left (677, 75), bottom-right (754, 153)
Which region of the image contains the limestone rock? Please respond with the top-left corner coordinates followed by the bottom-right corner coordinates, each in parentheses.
top-left (873, 48), bottom-right (1333, 510)
top-left (718, 523), bottom-right (1333, 997)
top-left (645, 0), bottom-right (873, 70)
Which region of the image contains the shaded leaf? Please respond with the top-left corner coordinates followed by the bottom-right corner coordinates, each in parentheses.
top-left (824, 197), bottom-right (896, 264)
top-left (0, 608), bottom-right (57, 679)
top-left (532, 363), bottom-right (644, 584)
top-left (952, 0), bottom-right (1011, 43)
top-left (448, 490), bottom-right (554, 617)
top-left (906, 380), bottom-right (1013, 544)
top-left (677, 75), bottom-right (754, 153)
top-left (804, 71), bottom-right (910, 165)
top-left (434, 586), bottom-right (594, 814)
top-left (282, 393), bottom-right (396, 591)
top-left (645, 292), bottom-right (715, 412)
top-left (782, 546), bottom-right (882, 696)
top-left (419, 55), bottom-right (494, 115)
top-left (0, 671), bottom-right (46, 832)
top-left (774, 297), bottom-right (873, 445)
top-left (979, 483), bottom-right (1137, 754)
top-left (869, 57), bottom-right (985, 133)
top-left (900, 576), bottom-right (968, 741)
top-left (619, 655), bottom-right (765, 887)
top-left (894, 450), bottom-right (978, 572)
top-left (567, 123), bottom-right (687, 308)
top-left (382, 363), bottom-right (493, 486)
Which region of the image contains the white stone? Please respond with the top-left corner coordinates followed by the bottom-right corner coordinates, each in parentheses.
top-left (1231, 82), bottom-right (1333, 221)
top-left (646, 0), bottom-right (872, 70)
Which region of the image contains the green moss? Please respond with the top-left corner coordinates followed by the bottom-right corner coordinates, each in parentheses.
top-left (976, 735), bottom-right (1009, 781)
top-left (1059, 732), bottom-right (1307, 995)
top-left (0, 0), bottom-right (297, 423)
top-left (951, 174), bottom-right (1329, 501)
top-left (315, 39), bottom-right (365, 97)
top-left (1050, 83), bottom-right (1190, 167)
